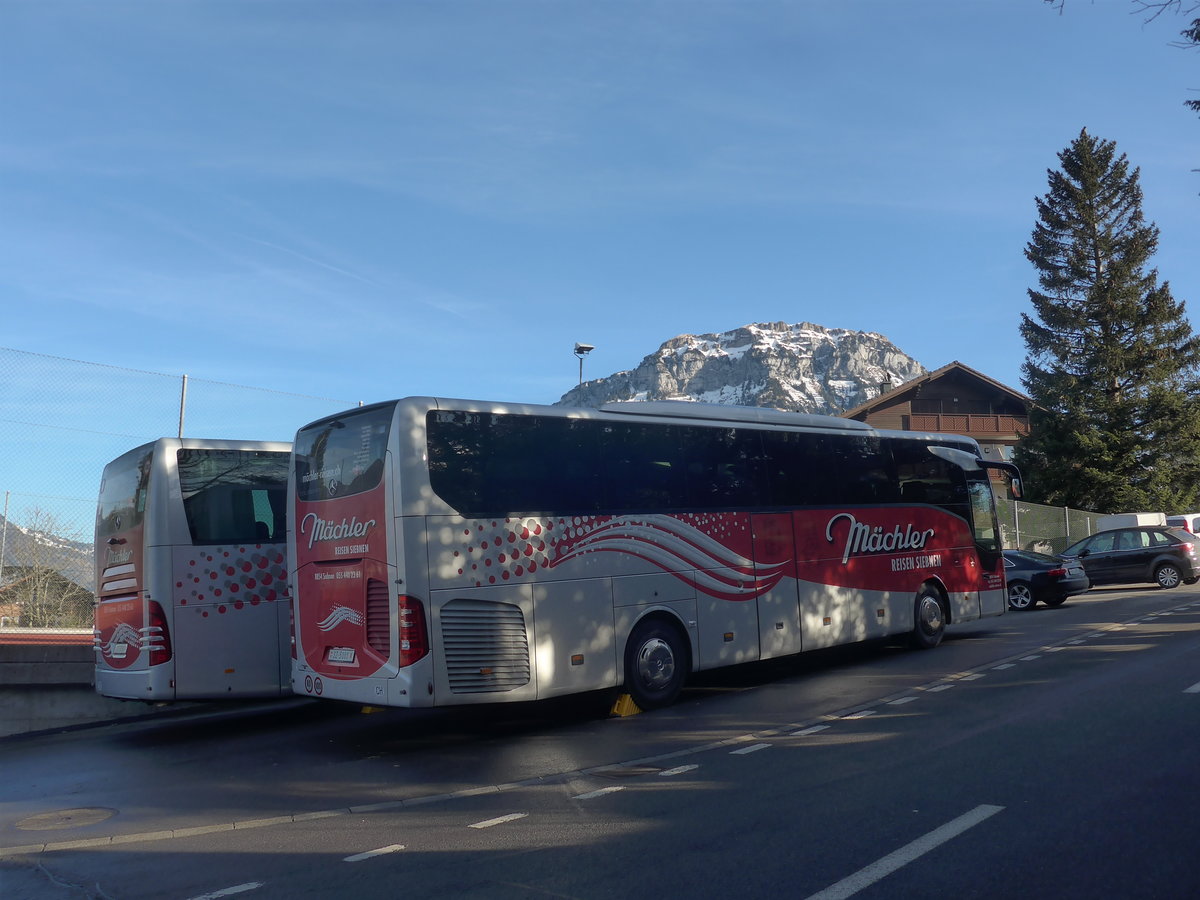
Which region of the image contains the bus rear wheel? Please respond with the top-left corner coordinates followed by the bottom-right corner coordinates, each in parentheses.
top-left (623, 618), bottom-right (688, 710)
top-left (910, 585), bottom-right (946, 649)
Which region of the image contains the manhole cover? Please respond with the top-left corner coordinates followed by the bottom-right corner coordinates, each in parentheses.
top-left (16, 808), bottom-right (116, 831)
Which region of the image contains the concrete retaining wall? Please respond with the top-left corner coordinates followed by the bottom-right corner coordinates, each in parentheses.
top-left (0, 642), bottom-right (184, 738)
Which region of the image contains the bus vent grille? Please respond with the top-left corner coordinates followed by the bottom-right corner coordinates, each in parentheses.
top-left (441, 599), bottom-right (530, 693)
top-left (365, 578), bottom-right (391, 656)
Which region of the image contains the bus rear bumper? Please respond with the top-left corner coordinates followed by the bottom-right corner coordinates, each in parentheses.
top-left (95, 667), bottom-right (175, 702)
top-left (291, 669), bottom-right (431, 707)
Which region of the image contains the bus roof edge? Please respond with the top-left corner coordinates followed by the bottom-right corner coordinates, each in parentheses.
top-left (597, 400), bottom-right (874, 431)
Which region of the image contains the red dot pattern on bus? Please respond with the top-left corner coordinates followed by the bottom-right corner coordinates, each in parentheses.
top-left (174, 544), bottom-right (288, 616)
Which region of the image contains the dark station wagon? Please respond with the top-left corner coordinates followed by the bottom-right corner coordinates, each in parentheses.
top-left (1061, 526), bottom-right (1200, 590)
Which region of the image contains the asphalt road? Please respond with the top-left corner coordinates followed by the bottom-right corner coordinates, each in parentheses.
top-left (3, 585), bottom-right (1199, 899)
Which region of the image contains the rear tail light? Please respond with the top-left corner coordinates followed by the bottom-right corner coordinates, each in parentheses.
top-left (1182, 542), bottom-right (1196, 556)
top-left (398, 595), bottom-right (429, 667)
top-left (1047, 567), bottom-right (1066, 578)
top-left (145, 600), bottom-right (173, 663)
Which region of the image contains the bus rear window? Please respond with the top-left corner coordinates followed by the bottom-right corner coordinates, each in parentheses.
top-left (294, 405), bottom-right (393, 502)
top-left (177, 449), bottom-right (289, 544)
top-left (96, 447), bottom-right (153, 540)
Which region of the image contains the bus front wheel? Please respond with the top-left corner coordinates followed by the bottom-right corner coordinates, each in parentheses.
top-left (623, 618), bottom-right (688, 710)
top-left (910, 586), bottom-right (946, 649)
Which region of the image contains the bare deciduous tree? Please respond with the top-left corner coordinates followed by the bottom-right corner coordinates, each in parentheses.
top-left (0, 508), bottom-right (93, 628)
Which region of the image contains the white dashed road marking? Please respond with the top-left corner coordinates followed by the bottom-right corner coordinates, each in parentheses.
top-left (731, 743), bottom-right (770, 755)
top-left (573, 787), bottom-right (625, 800)
top-left (188, 884), bottom-right (264, 900)
top-left (343, 844), bottom-right (405, 863)
top-left (660, 765), bottom-right (699, 776)
top-left (469, 813), bottom-right (528, 829)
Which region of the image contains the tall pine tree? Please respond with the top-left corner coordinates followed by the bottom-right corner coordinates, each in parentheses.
top-left (1016, 129), bottom-right (1200, 513)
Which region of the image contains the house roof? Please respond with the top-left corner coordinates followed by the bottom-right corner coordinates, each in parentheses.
top-left (839, 360), bottom-right (1031, 420)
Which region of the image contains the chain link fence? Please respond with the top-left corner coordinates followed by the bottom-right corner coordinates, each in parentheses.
top-left (996, 497), bottom-right (1101, 555)
top-left (2, 344), bottom-right (1104, 627)
top-left (0, 347), bottom-right (356, 627)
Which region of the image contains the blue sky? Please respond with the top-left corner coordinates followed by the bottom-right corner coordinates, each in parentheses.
top-left (3, 0), bottom-right (1198, 413)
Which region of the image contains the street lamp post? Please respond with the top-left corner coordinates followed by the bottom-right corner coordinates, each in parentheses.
top-left (573, 342), bottom-right (594, 386)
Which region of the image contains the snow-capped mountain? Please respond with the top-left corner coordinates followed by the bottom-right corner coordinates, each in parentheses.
top-left (556, 322), bottom-right (926, 414)
top-left (0, 514), bottom-right (94, 591)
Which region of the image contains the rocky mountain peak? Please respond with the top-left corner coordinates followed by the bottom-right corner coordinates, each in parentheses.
top-left (556, 321), bottom-right (925, 414)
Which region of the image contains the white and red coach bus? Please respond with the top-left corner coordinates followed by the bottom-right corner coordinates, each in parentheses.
top-left (94, 438), bottom-right (292, 701)
top-left (289, 399), bottom-right (1019, 710)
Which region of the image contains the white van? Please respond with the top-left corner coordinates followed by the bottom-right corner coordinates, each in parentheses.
top-left (1166, 513), bottom-right (1200, 534)
top-left (1095, 512), bottom-right (1166, 531)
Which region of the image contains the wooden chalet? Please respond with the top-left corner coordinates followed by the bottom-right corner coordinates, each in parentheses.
top-left (840, 360), bottom-right (1031, 466)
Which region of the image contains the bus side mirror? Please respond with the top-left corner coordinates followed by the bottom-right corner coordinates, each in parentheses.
top-left (1010, 477), bottom-right (1023, 500)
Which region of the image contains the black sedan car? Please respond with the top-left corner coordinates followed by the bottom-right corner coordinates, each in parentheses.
top-left (1003, 549), bottom-right (1090, 610)
top-left (1061, 526), bottom-right (1200, 590)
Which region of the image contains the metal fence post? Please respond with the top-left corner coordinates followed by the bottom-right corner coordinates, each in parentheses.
top-left (178, 374), bottom-right (188, 438)
top-left (0, 490), bottom-right (9, 586)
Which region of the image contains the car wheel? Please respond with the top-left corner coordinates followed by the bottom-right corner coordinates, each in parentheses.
top-left (1155, 563), bottom-right (1183, 589)
top-left (623, 618), bottom-right (688, 710)
top-left (1184, 577), bottom-right (1198, 586)
top-left (910, 585), bottom-right (946, 649)
top-left (1007, 581), bottom-right (1036, 610)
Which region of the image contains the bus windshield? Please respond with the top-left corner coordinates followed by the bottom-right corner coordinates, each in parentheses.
top-left (96, 447), bottom-right (153, 540)
top-left (294, 404), bottom-right (393, 502)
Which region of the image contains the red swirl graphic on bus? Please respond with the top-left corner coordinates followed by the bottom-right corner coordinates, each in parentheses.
top-left (547, 514), bottom-right (787, 601)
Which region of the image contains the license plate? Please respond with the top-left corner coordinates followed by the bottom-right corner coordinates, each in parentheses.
top-left (327, 647), bottom-right (357, 665)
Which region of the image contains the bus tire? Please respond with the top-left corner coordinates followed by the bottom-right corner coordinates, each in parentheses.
top-left (623, 618), bottom-right (688, 710)
top-left (910, 585), bottom-right (946, 649)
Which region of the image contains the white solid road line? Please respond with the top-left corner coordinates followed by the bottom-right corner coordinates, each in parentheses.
top-left (804, 804), bottom-right (1005, 900)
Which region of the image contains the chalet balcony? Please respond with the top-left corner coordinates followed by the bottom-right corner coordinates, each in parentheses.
top-left (908, 413), bottom-right (1030, 438)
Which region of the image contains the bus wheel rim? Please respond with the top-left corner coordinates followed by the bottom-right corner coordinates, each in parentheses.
top-left (636, 638), bottom-right (676, 690)
top-left (918, 595), bottom-right (943, 634)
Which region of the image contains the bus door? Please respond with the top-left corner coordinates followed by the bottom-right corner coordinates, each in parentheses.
top-left (751, 513), bottom-right (802, 658)
top-left (927, 447), bottom-right (1015, 619)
